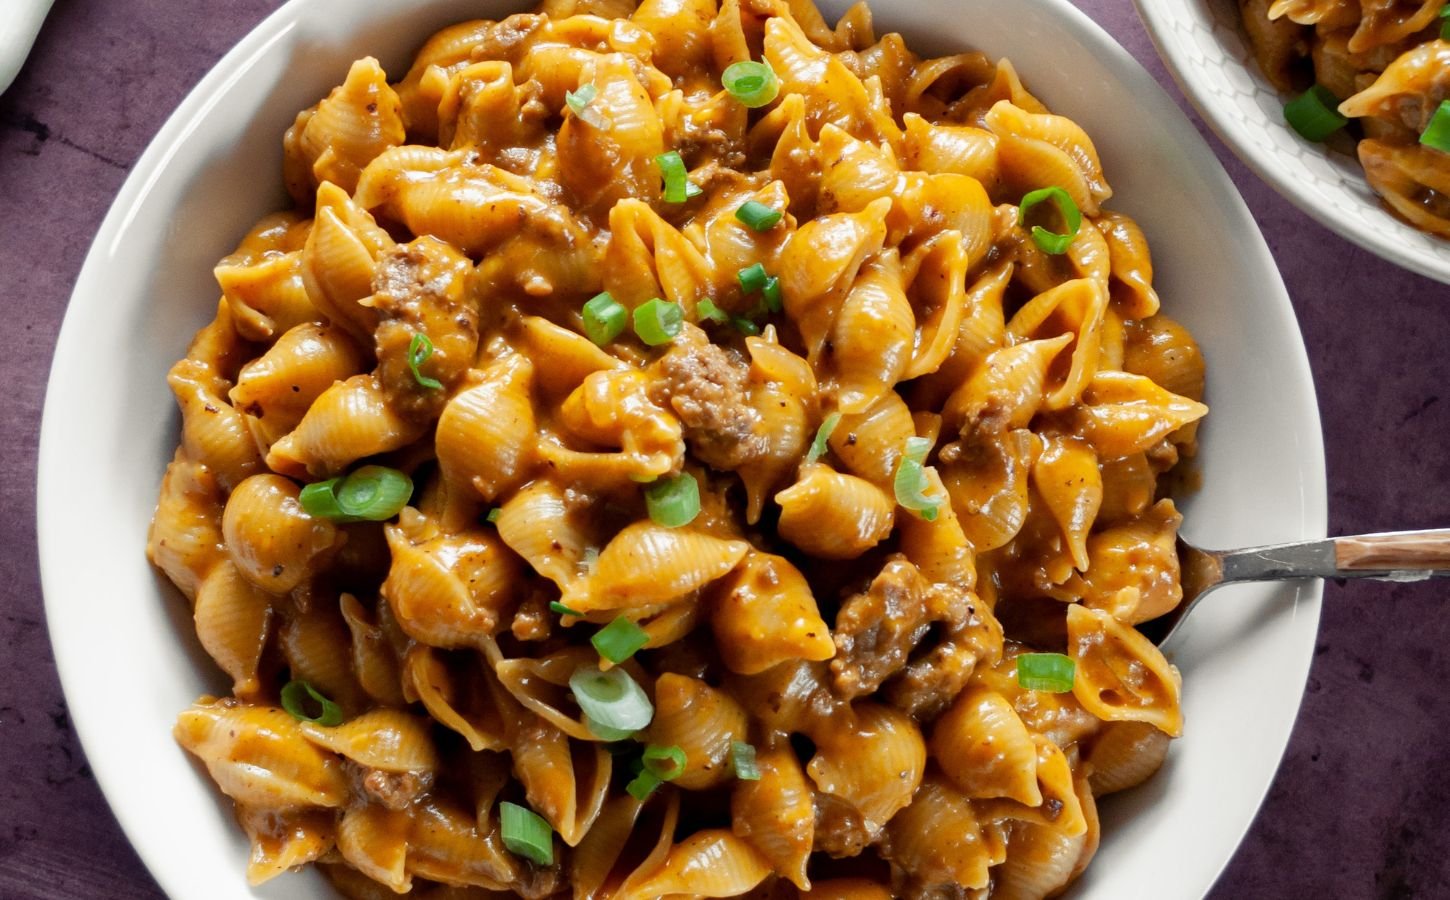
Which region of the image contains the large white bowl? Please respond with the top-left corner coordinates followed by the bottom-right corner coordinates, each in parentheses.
top-left (36, 0), bottom-right (1327, 897)
top-left (1134, 0), bottom-right (1450, 285)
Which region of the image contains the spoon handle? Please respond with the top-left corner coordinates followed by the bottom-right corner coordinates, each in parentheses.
top-left (1219, 528), bottom-right (1450, 585)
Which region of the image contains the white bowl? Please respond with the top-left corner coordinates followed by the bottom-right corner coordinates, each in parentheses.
top-left (36, 0), bottom-right (1327, 897)
top-left (1134, 0), bottom-right (1450, 285)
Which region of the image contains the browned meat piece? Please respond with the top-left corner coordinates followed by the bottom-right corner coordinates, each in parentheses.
top-left (356, 766), bottom-right (430, 811)
top-left (649, 326), bottom-right (768, 470)
top-left (885, 603), bottom-right (1003, 720)
top-left (814, 791), bottom-right (874, 859)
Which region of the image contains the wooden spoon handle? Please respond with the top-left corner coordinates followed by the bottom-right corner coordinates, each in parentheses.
top-left (1335, 529), bottom-right (1450, 572)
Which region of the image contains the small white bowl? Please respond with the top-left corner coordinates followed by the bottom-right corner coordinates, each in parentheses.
top-left (37, 0), bottom-right (1326, 897)
top-left (1134, 0), bottom-right (1450, 285)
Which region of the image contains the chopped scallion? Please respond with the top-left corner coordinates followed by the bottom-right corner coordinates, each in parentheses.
top-left (730, 741), bottom-right (760, 781)
top-left (806, 412), bottom-right (841, 465)
top-left (300, 466), bottom-right (413, 523)
top-left (280, 680), bottom-right (344, 726)
top-left (569, 665), bottom-right (654, 733)
top-left (565, 82), bottom-right (597, 118)
top-left (626, 769), bottom-right (662, 801)
top-left (633, 298), bottom-right (684, 346)
top-left (550, 601), bottom-right (582, 617)
top-left (696, 298), bottom-right (728, 324)
top-left (1018, 187), bottom-right (1082, 255)
top-left (642, 744), bottom-right (688, 781)
top-left (721, 60), bottom-right (780, 108)
top-left (592, 616), bottom-right (650, 664)
top-left (1284, 85), bottom-right (1348, 143)
top-left (762, 276), bottom-right (782, 313)
top-left (486, 508), bottom-right (501, 523)
top-left (893, 436), bottom-right (943, 521)
top-left (583, 291), bottom-right (627, 346)
top-left (1441, 5), bottom-right (1450, 40)
top-left (738, 262), bottom-right (769, 296)
top-left (656, 151), bottom-right (700, 204)
top-left (645, 472), bottom-right (700, 528)
top-left (1016, 652), bottom-right (1076, 693)
top-left (499, 801), bottom-right (555, 866)
top-left (407, 333), bottom-right (443, 390)
top-left (732, 316), bottom-right (760, 336)
top-left (735, 200), bottom-right (783, 231)
top-left (585, 715), bottom-right (636, 742)
top-left (1420, 100), bottom-right (1450, 154)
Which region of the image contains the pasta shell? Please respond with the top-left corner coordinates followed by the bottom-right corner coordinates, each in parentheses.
top-left (709, 552), bottom-right (835, 675)
top-left (1067, 603), bottom-right (1184, 736)
top-left (902, 112), bottom-right (1000, 187)
top-left (436, 354), bottom-right (537, 501)
top-left (1097, 211), bottom-right (1159, 318)
top-left (168, 355), bottom-right (264, 492)
top-left (283, 56), bottom-right (404, 202)
top-left (560, 522), bottom-right (749, 612)
top-left (604, 198), bottom-right (714, 310)
top-left (383, 512), bottom-right (520, 648)
top-left (829, 390), bottom-right (916, 486)
top-left (223, 474), bottom-right (340, 593)
top-left (236, 806), bottom-right (334, 886)
top-left (173, 701), bottom-right (349, 810)
top-left (775, 464), bottom-right (895, 560)
top-left (1032, 435), bottom-right (1102, 572)
top-left (495, 478), bottom-right (594, 589)
top-left (394, 19), bottom-right (496, 140)
top-left (645, 674), bottom-right (749, 790)
top-left (558, 55), bottom-right (666, 214)
top-left (298, 709), bottom-right (438, 773)
top-left (826, 249), bottom-right (914, 413)
top-left (1087, 720), bottom-right (1171, 796)
top-left (406, 799), bottom-right (519, 890)
top-left (300, 183), bottom-right (391, 342)
top-left (568, 793), bottom-right (646, 899)
top-left (516, 315), bottom-right (626, 399)
top-left (402, 645), bottom-right (507, 752)
top-left (731, 744), bottom-right (815, 890)
top-left (147, 450), bottom-right (225, 603)
top-left (214, 250), bottom-right (317, 343)
top-left (266, 374), bottom-right (425, 479)
top-left (897, 467), bottom-right (976, 587)
top-left (984, 100), bottom-right (1111, 210)
top-left (777, 197), bottom-right (891, 362)
top-left (339, 593), bottom-right (406, 707)
top-left (193, 561), bottom-right (274, 700)
top-left (944, 334), bottom-right (1072, 435)
top-left (230, 323), bottom-right (367, 448)
top-left (338, 804), bottom-right (413, 893)
top-left (624, 830), bottom-right (772, 898)
top-left (941, 428), bottom-right (1038, 552)
top-left (931, 686), bottom-right (1042, 806)
top-left (1081, 498), bottom-right (1183, 624)
top-left (880, 775), bottom-right (993, 892)
top-left (1073, 371), bottom-right (1208, 461)
top-left (806, 702), bottom-right (925, 832)
top-left (279, 600), bottom-right (367, 713)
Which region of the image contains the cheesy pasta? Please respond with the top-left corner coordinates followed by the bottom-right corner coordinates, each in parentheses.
top-left (147, 0), bottom-right (1208, 896)
top-left (1239, 0), bottom-right (1450, 237)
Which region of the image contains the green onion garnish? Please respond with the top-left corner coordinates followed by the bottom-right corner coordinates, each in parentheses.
top-left (761, 276), bottom-right (782, 313)
top-left (1018, 187), bottom-right (1082, 255)
top-left (299, 465), bottom-right (413, 523)
top-left (499, 801), bottom-right (554, 866)
top-left (1283, 85), bottom-right (1348, 143)
top-left (721, 60), bottom-right (780, 108)
top-left (592, 616), bottom-right (650, 664)
top-left (805, 412), bottom-right (841, 465)
top-left (280, 680), bottom-right (344, 726)
top-left (583, 291), bottom-right (627, 346)
top-left (893, 436), bottom-right (943, 522)
top-left (1016, 652), bottom-right (1076, 693)
top-left (565, 83), bottom-right (597, 118)
top-left (569, 665), bottom-right (654, 734)
top-left (645, 472), bottom-right (700, 527)
top-left (550, 601), bottom-right (582, 617)
top-left (642, 744), bottom-right (688, 781)
top-left (1420, 100), bottom-right (1450, 154)
top-left (1440, 5), bottom-right (1450, 40)
top-left (632, 298), bottom-right (684, 346)
top-left (738, 262), bottom-right (768, 296)
top-left (730, 741), bottom-right (760, 781)
top-left (696, 298), bottom-right (728, 323)
top-left (655, 151), bottom-right (701, 204)
top-left (735, 200), bottom-right (783, 231)
top-left (585, 715), bottom-right (636, 742)
top-left (407, 333), bottom-right (443, 390)
top-left (626, 769), bottom-right (662, 800)
top-left (732, 316), bottom-right (760, 336)
top-left (486, 507), bottom-right (501, 523)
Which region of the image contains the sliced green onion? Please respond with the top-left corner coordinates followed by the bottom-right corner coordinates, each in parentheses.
top-left (696, 298), bottom-right (728, 324)
top-left (550, 601), bottom-right (582, 617)
top-left (565, 82), bottom-right (597, 118)
top-left (583, 291), bottom-right (627, 346)
top-left (645, 472), bottom-right (700, 527)
top-left (722, 60), bottom-right (780, 108)
top-left (633, 298), bottom-right (684, 346)
top-left (738, 262), bottom-right (769, 295)
top-left (732, 316), bottom-right (760, 336)
top-left (735, 200), bottom-right (782, 231)
top-left (301, 466), bottom-right (413, 523)
top-left (592, 616), bottom-right (650, 664)
top-left (1016, 652), bottom-right (1076, 693)
top-left (1442, 5), bottom-right (1450, 40)
top-left (761, 276), bottom-right (782, 313)
top-left (626, 769), bottom-right (662, 801)
top-left (730, 741), bottom-right (760, 781)
top-left (585, 715), bottom-right (636, 742)
top-left (656, 151), bottom-right (699, 204)
top-left (1283, 85), bottom-right (1348, 143)
top-left (280, 680), bottom-right (344, 726)
top-left (569, 665), bottom-right (654, 733)
top-left (806, 412), bottom-right (841, 465)
top-left (894, 436), bottom-right (943, 522)
top-left (407, 333), bottom-right (443, 390)
top-left (499, 801), bottom-right (554, 866)
top-left (1018, 187), bottom-right (1082, 255)
top-left (642, 744), bottom-right (688, 781)
top-left (486, 508), bottom-right (501, 524)
top-left (1420, 100), bottom-right (1450, 153)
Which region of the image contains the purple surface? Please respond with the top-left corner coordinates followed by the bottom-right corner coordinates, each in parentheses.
top-left (1, 0), bottom-right (1447, 897)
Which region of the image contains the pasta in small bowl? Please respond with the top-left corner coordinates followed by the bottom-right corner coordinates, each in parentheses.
top-left (36, 0), bottom-right (1326, 898)
top-left (1134, 0), bottom-right (1450, 284)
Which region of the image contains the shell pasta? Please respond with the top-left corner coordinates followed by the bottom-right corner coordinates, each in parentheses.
top-left (147, 0), bottom-right (1208, 897)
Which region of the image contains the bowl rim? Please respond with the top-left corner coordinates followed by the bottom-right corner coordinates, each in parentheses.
top-left (36, 0), bottom-right (1329, 897)
top-left (1131, 0), bottom-right (1450, 286)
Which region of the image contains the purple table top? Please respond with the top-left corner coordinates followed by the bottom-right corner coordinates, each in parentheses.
top-left (2, 1), bottom-right (1448, 897)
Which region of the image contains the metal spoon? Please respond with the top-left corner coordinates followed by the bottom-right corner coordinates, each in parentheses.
top-left (1143, 528), bottom-right (1450, 646)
